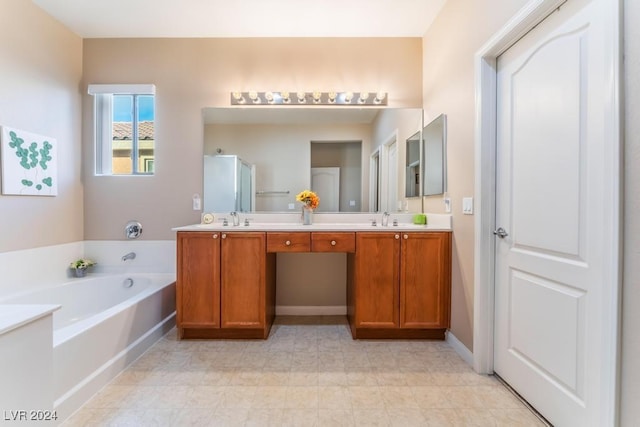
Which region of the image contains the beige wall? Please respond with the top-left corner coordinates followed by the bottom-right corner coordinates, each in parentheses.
top-left (82, 38), bottom-right (422, 240)
top-left (621, 0), bottom-right (639, 424)
top-left (421, 0), bottom-right (530, 350)
top-left (0, 0), bottom-right (83, 253)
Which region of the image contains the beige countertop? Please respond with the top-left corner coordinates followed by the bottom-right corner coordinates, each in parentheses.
top-left (172, 212), bottom-right (452, 232)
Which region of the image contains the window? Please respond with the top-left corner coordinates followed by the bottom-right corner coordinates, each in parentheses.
top-left (88, 84), bottom-right (155, 175)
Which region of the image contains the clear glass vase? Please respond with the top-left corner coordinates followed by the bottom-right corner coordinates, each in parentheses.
top-left (302, 206), bottom-right (313, 225)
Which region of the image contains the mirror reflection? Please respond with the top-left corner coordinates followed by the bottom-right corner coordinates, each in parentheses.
top-left (202, 107), bottom-right (423, 212)
top-left (423, 114), bottom-right (447, 196)
top-left (405, 130), bottom-right (421, 198)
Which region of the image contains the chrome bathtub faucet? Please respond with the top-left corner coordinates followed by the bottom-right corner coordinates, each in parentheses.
top-left (122, 252), bottom-right (136, 262)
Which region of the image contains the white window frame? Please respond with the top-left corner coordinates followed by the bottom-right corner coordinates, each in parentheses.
top-left (88, 84), bottom-right (156, 176)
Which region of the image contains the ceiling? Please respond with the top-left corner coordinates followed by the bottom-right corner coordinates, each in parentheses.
top-left (31, 0), bottom-right (447, 38)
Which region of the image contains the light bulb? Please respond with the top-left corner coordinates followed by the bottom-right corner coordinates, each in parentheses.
top-left (265, 91), bottom-right (274, 103)
top-left (344, 92), bottom-right (354, 103)
top-left (358, 92), bottom-right (370, 104)
top-left (374, 92), bottom-right (386, 104)
top-left (327, 92), bottom-right (337, 103)
top-left (312, 91), bottom-right (322, 103)
top-left (248, 91), bottom-right (260, 103)
top-left (297, 92), bottom-right (307, 103)
top-left (232, 92), bottom-right (245, 104)
top-left (281, 91), bottom-right (291, 103)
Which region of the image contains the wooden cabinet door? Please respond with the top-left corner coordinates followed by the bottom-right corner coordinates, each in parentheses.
top-left (177, 232), bottom-right (221, 328)
top-left (354, 232), bottom-right (400, 329)
top-left (400, 232), bottom-right (451, 329)
top-left (220, 232), bottom-right (266, 329)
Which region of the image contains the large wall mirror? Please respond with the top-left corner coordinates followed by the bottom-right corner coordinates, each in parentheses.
top-left (202, 107), bottom-right (422, 213)
top-left (422, 114), bottom-right (447, 196)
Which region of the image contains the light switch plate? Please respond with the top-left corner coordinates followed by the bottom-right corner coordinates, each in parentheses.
top-left (349, 200), bottom-right (356, 207)
top-left (288, 203), bottom-right (295, 210)
top-left (463, 197), bottom-right (473, 215)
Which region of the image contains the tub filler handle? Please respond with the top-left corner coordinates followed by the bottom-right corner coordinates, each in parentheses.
top-left (123, 278), bottom-right (134, 288)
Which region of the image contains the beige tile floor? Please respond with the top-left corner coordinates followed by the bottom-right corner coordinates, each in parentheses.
top-left (62, 316), bottom-right (546, 426)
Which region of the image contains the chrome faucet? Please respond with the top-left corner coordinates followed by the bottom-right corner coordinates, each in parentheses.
top-left (230, 211), bottom-right (240, 226)
top-left (381, 212), bottom-right (390, 227)
top-left (122, 252), bottom-right (136, 262)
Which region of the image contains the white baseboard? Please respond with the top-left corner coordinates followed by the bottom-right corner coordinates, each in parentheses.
top-left (55, 314), bottom-right (175, 423)
top-left (276, 306), bottom-right (347, 316)
top-left (445, 330), bottom-right (473, 366)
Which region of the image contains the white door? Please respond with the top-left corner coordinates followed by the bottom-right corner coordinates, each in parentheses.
top-left (311, 167), bottom-right (340, 212)
top-left (494, 0), bottom-right (617, 425)
top-left (370, 149), bottom-right (380, 212)
top-left (386, 141), bottom-right (398, 212)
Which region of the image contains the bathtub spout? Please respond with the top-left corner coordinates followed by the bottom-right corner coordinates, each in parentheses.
top-left (122, 252), bottom-right (136, 262)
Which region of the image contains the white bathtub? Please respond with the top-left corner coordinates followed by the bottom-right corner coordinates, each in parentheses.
top-left (1, 273), bottom-right (176, 421)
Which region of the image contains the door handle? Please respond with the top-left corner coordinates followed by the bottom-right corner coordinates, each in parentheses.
top-left (493, 227), bottom-right (509, 238)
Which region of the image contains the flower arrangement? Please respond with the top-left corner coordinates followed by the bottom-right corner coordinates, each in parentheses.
top-left (296, 190), bottom-right (319, 210)
top-left (69, 258), bottom-right (96, 270)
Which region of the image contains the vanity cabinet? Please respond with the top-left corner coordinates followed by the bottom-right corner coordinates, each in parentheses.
top-left (347, 231), bottom-right (451, 339)
top-left (177, 228), bottom-right (450, 341)
top-left (177, 231), bottom-right (276, 339)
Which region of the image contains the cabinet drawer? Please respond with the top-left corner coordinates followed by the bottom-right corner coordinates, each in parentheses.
top-left (311, 232), bottom-right (356, 253)
top-left (267, 232), bottom-right (310, 252)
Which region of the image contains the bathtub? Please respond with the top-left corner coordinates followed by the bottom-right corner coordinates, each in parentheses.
top-left (1, 273), bottom-right (176, 421)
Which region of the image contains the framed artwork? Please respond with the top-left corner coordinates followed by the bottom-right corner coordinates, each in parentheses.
top-left (0, 126), bottom-right (58, 196)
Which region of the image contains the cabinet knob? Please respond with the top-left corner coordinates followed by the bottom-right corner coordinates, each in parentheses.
top-left (213, 234), bottom-right (218, 239)
top-left (331, 240), bottom-right (337, 246)
top-left (285, 240), bottom-right (291, 246)
top-left (395, 234), bottom-right (400, 239)
top-left (404, 234), bottom-right (408, 239)
top-left (221, 233), bottom-right (227, 239)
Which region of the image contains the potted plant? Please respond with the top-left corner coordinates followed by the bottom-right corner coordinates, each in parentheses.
top-left (69, 258), bottom-right (96, 277)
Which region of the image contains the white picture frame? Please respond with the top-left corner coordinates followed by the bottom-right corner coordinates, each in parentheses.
top-left (0, 126), bottom-right (58, 196)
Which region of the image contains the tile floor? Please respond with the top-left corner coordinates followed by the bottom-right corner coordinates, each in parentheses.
top-left (62, 316), bottom-right (545, 426)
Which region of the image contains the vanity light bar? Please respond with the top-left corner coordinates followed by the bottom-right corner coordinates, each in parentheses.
top-left (230, 91), bottom-right (387, 106)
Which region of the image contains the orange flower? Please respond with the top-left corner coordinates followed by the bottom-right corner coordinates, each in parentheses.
top-left (295, 190), bottom-right (319, 210)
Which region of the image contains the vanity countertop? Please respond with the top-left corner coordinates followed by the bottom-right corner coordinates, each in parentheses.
top-left (172, 213), bottom-right (452, 232)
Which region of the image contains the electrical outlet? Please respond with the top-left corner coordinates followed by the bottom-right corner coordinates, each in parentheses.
top-left (288, 203), bottom-right (295, 210)
top-left (192, 194), bottom-right (201, 210)
top-left (349, 200), bottom-right (356, 207)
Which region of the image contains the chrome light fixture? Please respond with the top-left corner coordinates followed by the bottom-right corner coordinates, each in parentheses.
top-left (248, 91), bottom-right (260, 104)
top-left (231, 92), bottom-right (245, 104)
top-left (230, 91), bottom-right (387, 106)
top-left (374, 92), bottom-right (387, 104)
